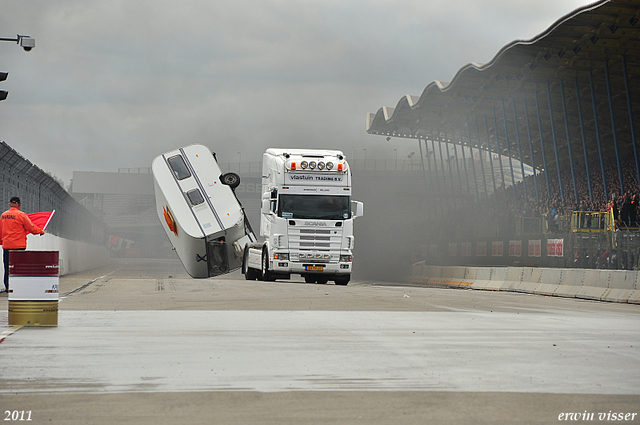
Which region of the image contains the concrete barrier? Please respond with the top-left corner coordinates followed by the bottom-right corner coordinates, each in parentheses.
top-left (428, 265), bottom-right (443, 285)
top-left (474, 267), bottom-right (498, 291)
top-left (517, 267), bottom-right (543, 293)
top-left (440, 266), bottom-right (455, 286)
top-left (554, 269), bottom-right (586, 298)
top-left (629, 281), bottom-right (640, 304)
top-left (576, 270), bottom-right (610, 301)
top-left (601, 271), bottom-right (637, 303)
top-left (629, 273), bottom-right (640, 304)
top-left (443, 267), bottom-right (472, 287)
top-left (487, 267), bottom-right (508, 291)
top-left (463, 267), bottom-right (478, 286)
top-left (534, 268), bottom-right (564, 296)
top-left (1, 234), bottom-right (109, 278)
top-left (409, 261), bottom-right (430, 284)
top-left (472, 267), bottom-right (492, 289)
top-left (408, 262), bottom-right (640, 304)
top-left (501, 267), bottom-right (524, 292)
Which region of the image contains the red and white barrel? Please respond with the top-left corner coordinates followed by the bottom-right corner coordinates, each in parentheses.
top-left (8, 251), bottom-right (59, 326)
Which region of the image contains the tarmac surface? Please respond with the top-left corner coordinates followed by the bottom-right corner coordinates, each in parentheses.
top-left (0, 258), bottom-right (639, 424)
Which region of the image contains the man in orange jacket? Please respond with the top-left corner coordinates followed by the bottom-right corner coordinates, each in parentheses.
top-left (0, 197), bottom-right (45, 292)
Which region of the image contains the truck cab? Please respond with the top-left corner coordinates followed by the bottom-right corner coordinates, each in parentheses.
top-left (242, 148), bottom-right (363, 285)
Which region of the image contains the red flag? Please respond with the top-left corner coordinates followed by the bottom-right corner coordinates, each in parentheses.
top-left (27, 210), bottom-right (55, 231)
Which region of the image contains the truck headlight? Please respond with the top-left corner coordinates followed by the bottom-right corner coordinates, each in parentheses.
top-left (274, 253), bottom-right (289, 260)
top-left (340, 255), bottom-right (352, 262)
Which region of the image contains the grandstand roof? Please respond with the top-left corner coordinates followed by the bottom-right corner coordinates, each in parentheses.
top-left (366, 0), bottom-right (640, 174)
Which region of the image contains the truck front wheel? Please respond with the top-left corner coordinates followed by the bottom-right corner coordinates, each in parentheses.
top-left (245, 266), bottom-right (259, 280)
top-left (335, 275), bottom-right (350, 286)
top-left (262, 249), bottom-right (276, 281)
top-left (243, 246), bottom-right (259, 280)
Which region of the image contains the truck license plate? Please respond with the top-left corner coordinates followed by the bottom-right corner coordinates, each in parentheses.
top-left (306, 266), bottom-right (324, 271)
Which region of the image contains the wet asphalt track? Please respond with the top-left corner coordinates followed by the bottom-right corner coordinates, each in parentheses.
top-left (0, 258), bottom-right (639, 424)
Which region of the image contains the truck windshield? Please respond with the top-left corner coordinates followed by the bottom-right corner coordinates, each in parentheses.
top-left (278, 195), bottom-right (350, 220)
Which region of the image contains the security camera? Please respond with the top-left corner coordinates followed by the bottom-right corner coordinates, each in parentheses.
top-left (19, 36), bottom-right (35, 52)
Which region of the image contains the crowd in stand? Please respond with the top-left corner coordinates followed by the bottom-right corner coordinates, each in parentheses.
top-left (500, 155), bottom-right (640, 227)
top-left (420, 153), bottom-right (640, 270)
top-left (430, 154), bottom-right (640, 244)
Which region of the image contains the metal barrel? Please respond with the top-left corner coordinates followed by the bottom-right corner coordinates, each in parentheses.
top-left (8, 300), bottom-right (58, 326)
top-left (8, 251), bottom-right (59, 327)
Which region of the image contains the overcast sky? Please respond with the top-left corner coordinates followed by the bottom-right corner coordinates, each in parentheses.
top-left (0, 0), bottom-right (595, 185)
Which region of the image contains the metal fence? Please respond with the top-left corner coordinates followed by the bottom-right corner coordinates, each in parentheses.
top-left (0, 141), bottom-right (107, 245)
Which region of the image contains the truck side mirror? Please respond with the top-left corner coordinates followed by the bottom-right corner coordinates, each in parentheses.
top-left (351, 201), bottom-right (364, 218)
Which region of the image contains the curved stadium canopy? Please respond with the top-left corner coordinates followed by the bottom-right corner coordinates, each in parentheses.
top-left (366, 0), bottom-right (640, 201)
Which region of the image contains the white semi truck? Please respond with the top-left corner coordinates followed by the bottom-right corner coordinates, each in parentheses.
top-left (242, 148), bottom-right (363, 285)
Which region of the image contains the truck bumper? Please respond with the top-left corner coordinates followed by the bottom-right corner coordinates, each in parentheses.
top-left (271, 261), bottom-right (351, 275)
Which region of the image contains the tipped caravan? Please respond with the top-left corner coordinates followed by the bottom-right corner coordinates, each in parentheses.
top-left (152, 144), bottom-right (256, 278)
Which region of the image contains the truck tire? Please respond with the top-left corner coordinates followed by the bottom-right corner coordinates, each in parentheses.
top-left (242, 246), bottom-right (259, 280)
top-left (262, 249), bottom-right (276, 281)
top-left (335, 275), bottom-right (350, 286)
top-left (246, 267), bottom-right (259, 280)
top-left (241, 246), bottom-right (249, 273)
top-left (220, 172), bottom-right (240, 189)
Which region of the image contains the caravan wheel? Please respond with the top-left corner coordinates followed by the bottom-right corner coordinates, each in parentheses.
top-left (220, 172), bottom-right (240, 189)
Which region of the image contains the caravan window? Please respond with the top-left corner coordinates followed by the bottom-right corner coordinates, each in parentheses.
top-left (186, 189), bottom-right (205, 206)
top-left (167, 155), bottom-right (191, 180)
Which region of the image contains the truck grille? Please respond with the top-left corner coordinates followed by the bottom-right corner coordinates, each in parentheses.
top-left (300, 242), bottom-right (331, 247)
top-left (300, 235), bottom-right (330, 241)
top-left (288, 227), bottom-right (342, 250)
